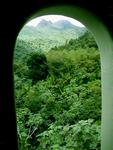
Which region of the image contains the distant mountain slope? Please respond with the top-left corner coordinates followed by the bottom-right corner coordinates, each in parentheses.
top-left (37, 19), bottom-right (53, 28)
top-left (17, 19), bottom-right (87, 51)
top-left (53, 20), bottom-right (79, 29)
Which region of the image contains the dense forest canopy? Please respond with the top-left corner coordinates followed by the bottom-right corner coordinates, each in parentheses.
top-left (14, 20), bottom-right (101, 150)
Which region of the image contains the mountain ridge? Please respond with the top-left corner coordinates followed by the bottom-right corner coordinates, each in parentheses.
top-left (17, 19), bottom-right (87, 51)
top-left (36, 19), bottom-right (84, 30)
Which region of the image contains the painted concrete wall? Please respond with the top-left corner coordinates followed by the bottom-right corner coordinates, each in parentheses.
top-left (26, 5), bottom-right (113, 150)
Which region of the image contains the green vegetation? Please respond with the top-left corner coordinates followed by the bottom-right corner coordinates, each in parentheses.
top-left (18, 19), bottom-right (86, 51)
top-left (26, 52), bottom-right (48, 84)
top-left (14, 27), bottom-right (101, 150)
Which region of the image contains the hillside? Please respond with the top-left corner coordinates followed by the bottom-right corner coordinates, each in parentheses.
top-left (17, 19), bottom-right (87, 51)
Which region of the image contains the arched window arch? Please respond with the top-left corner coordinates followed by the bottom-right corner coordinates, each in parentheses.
top-left (15, 5), bottom-right (113, 150)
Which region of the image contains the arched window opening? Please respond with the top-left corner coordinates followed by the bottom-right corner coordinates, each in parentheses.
top-left (14, 13), bottom-right (101, 150)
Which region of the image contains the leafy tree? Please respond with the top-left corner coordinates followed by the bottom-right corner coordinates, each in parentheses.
top-left (27, 51), bottom-right (48, 84)
top-left (37, 119), bottom-right (101, 150)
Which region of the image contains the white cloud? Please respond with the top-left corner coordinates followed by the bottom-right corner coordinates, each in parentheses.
top-left (26, 15), bottom-right (85, 27)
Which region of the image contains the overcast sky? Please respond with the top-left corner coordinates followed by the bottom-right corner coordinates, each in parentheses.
top-left (26, 15), bottom-right (85, 27)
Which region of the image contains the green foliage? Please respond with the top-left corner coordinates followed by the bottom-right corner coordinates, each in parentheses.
top-left (46, 50), bottom-right (75, 78)
top-left (26, 51), bottom-right (48, 84)
top-left (51, 31), bottom-right (98, 52)
top-left (14, 39), bottom-right (35, 62)
top-left (16, 107), bottom-right (44, 150)
top-left (37, 119), bottom-right (101, 150)
top-left (14, 30), bottom-right (101, 150)
top-left (16, 108), bottom-right (31, 150)
top-left (14, 75), bottom-right (32, 108)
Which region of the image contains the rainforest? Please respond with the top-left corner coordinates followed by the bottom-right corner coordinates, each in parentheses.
top-left (14, 18), bottom-right (101, 150)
